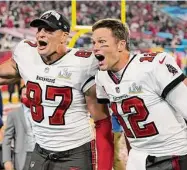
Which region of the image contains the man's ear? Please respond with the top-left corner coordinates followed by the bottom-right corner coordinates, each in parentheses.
top-left (61, 32), bottom-right (69, 44)
top-left (118, 40), bottom-right (126, 52)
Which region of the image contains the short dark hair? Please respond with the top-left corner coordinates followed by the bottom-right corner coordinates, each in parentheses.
top-left (92, 18), bottom-right (130, 51)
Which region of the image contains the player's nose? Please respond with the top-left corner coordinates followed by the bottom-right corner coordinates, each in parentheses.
top-left (37, 28), bottom-right (46, 37)
top-left (92, 43), bottom-right (101, 54)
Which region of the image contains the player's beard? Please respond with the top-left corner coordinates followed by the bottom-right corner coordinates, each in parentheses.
top-left (41, 43), bottom-right (67, 63)
top-left (39, 51), bottom-right (57, 64)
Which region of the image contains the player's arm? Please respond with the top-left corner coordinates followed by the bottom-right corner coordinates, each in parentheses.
top-left (0, 58), bottom-right (20, 85)
top-left (183, 78), bottom-right (187, 86)
top-left (0, 39), bottom-right (29, 85)
top-left (80, 52), bottom-right (113, 169)
top-left (150, 52), bottom-right (187, 120)
top-left (85, 85), bottom-right (114, 170)
top-left (165, 78), bottom-right (187, 120)
top-left (85, 84), bottom-right (109, 120)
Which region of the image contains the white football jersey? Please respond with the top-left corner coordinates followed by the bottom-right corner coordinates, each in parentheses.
top-left (96, 52), bottom-right (187, 156)
top-left (13, 40), bottom-right (97, 151)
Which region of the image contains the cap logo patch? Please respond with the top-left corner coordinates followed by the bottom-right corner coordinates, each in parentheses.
top-left (41, 13), bottom-right (51, 20)
top-left (41, 10), bottom-right (60, 20)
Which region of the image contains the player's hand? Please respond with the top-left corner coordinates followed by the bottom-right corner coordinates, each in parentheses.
top-left (4, 161), bottom-right (14, 170)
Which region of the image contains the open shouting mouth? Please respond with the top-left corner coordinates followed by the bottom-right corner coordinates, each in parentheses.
top-left (38, 40), bottom-right (48, 50)
top-left (95, 54), bottom-right (105, 67)
top-left (95, 54), bottom-right (105, 62)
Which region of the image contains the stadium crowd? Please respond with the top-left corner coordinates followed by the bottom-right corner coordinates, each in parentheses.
top-left (0, 1), bottom-right (187, 51)
top-left (0, 1), bottom-right (187, 72)
top-left (0, 1), bottom-right (187, 84)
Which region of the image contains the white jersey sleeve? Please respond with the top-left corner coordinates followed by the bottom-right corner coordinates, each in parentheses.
top-left (149, 52), bottom-right (187, 118)
top-left (12, 40), bottom-right (22, 62)
top-left (151, 52), bottom-right (185, 98)
top-left (12, 39), bottom-right (25, 71)
top-left (166, 81), bottom-right (187, 120)
top-left (79, 52), bottom-right (98, 93)
top-left (13, 39), bottom-right (35, 63)
top-left (12, 39), bottom-right (37, 79)
top-left (95, 71), bottom-right (110, 104)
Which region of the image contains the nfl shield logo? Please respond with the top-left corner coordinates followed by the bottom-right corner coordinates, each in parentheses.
top-left (115, 87), bottom-right (120, 93)
top-left (30, 161), bottom-right (35, 168)
top-left (44, 67), bottom-right (49, 73)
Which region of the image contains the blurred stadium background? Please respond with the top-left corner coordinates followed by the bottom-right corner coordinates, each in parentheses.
top-left (1, 0), bottom-right (187, 129)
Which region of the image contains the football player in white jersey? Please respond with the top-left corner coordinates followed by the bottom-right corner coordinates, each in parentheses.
top-left (0, 11), bottom-right (114, 170)
top-left (92, 18), bottom-right (187, 170)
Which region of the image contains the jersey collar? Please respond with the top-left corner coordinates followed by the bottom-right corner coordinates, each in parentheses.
top-left (107, 54), bottom-right (137, 84)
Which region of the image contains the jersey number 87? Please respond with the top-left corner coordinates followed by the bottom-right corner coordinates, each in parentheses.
top-left (26, 81), bottom-right (72, 125)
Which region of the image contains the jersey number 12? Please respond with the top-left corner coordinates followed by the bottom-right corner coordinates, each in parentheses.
top-left (111, 97), bottom-right (159, 138)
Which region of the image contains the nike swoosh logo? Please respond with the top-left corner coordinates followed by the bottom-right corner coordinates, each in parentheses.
top-left (159, 56), bottom-right (166, 64)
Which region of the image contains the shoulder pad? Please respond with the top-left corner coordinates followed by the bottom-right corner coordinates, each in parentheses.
top-left (139, 52), bottom-right (163, 63)
top-left (24, 40), bottom-right (37, 47)
top-left (74, 50), bottom-right (92, 58)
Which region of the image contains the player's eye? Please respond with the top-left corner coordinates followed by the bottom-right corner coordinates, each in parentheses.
top-left (37, 27), bottom-right (56, 33)
top-left (99, 40), bottom-right (106, 44)
top-left (44, 27), bottom-right (56, 32)
top-left (38, 27), bottom-right (42, 32)
top-left (91, 40), bottom-right (95, 45)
